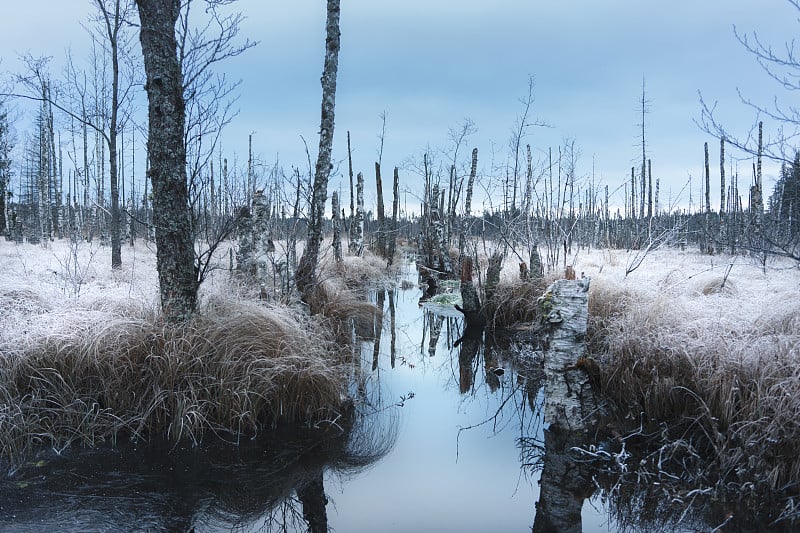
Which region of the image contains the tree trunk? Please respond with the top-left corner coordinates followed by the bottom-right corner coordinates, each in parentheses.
top-left (540, 277), bottom-right (596, 430)
top-left (331, 189), bottom-right (342, 262)
top-left (97, 0), bottom-right (124, 269)
top-left (347, 130), bottom-right (355, 242)
top-left (483, 252), bottom-right (503, 322)
top-left (388, 166), bottom-right (399, 263)
top-left (459, 148), bottom-right (477, 258)
top-left (375, 161), bottom-right (386, 257)
top-left (350, 171), bottom-right (364, 255)
top-left (296, 0), bottom-right (341, 298)
top-left (457, 256), bottom-right (485, 328)
top-left (531, 426), bottom-right (594, 533)
top-left (135, 0), bottom-right (198, 322)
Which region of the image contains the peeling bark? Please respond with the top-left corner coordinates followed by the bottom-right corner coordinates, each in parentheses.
top-left (540, 277), bottom-right (596, 430)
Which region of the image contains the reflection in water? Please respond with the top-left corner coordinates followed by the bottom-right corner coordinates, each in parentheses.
top-left (372, 290), bottom-right (386, 370)
top-left (297, 472), bottom-right (328, 533)
top-left (530, 426), bottom-right (596, 533)
top-left (388, 289), bottom-right (396, 368)
top-left (0, 404), bottom-right (397, 532)
top-left (426, 312), bottom-right (444, 357)
top-left (455, 325), bottom-right (483, 394)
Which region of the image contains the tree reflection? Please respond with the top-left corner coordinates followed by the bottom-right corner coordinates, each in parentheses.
top-left (530, 426), bottom-right (595, 533)
top-left (0, 405), bottom-right (397, 532)
top-left (455, 325), bottom-right (483, 394)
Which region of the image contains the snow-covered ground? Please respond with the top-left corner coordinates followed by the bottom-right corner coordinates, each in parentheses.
top-left (3, 238), bottom-right (798, 336)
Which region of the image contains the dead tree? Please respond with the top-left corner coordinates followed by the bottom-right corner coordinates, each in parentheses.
top-left (350, 171), bottom-right (364, 255)
top-left (375, 161), bottom-right (386, 257)
top-left (539, 277), bottom-right (597, 430)
top-left (331, 190), bottom-right (342, 262)
top-left (296, 0), bottom-right (341, 297)
top-left (388, 166), bottom-right (399, 263)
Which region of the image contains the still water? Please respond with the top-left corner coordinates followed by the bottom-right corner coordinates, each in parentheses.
top-left (0, 271), bottom-right (619, 532)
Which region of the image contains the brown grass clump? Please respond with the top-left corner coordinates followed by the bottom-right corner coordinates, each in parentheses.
top-left (0, 298), bottom-right (351, 465)
top-left (487, 275), bottom-right (554, 328)
top-left (589, 280), bottom-right (800, 499)
top-left (327, 249), bottom-right (397, 290)
top-left (304, 279), bottom-right (381, 340)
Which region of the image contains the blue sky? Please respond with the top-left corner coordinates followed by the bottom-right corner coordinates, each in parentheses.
top-left (1, 0), bottom-right (798, 212)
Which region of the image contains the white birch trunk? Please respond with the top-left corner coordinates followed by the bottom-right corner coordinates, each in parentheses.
top-left (541, 277), bottom-right (596, 430)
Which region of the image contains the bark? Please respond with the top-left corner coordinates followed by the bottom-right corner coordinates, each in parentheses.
top-left (647, 159), bottom-right (653, 220)
top-left (296, 0), bottom-right (341, 297)
top-left (375, 161), bottom-right (386, 257)
top-left (252, 190), bottom-right (271, 286)
top-left (720, 137), bottom-right (726, 214)
top-left (704, 141), bottom-right (711, 213)
top-left (539, 277), bottom-right (596, 430)
top-left (331, 190), bottom-right (342, 262)
top-left (0, 108), bottom-right (8, 236)
top-left (96, 0), bottom-right (124, 269)
top-left (458, 148), bottom-right (477, 258)
top-left (350, 171), bottom-right (364, 255)
top-left (347, 130), bottom-right (354, 222)
top-left (136, 0), bottom-right (198, 322)
top-left (430, 184), bottom-right (453, 276)
top-left (483, 252), bottom-right (503, 321)
top-left (388, 166), bottom-right (399, 263)
top-left (457, 256), bottom-right (485, 328)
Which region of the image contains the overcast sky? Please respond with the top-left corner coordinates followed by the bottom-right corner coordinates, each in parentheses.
top-left (1, 0), bottom-right (798, 212)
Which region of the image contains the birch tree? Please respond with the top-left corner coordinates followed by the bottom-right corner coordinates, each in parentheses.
top-left (296, 0), bottom-right (341, 297)
top-left (0, 106), bottom-right (11, 236)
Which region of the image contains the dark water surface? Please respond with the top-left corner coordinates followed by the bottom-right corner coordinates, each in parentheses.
top-left (0, 266), bottom-right (666, 532)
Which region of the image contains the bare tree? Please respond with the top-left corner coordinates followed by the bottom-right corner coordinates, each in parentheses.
top-left (92, 0), bottom-right (137, 268)
top-left (296, 0), bottom-right (341, 298)
top-left (135, 0), bottom-right (197, 321)
top-left (699, 0), bottom-right (800, 163)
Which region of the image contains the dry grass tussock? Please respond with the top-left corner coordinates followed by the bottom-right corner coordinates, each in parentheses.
top-left (324, 248), bottom-right (399, 290)
top-left (0, 239), bottom-right (389, 465)
top-left (585, 250), bottom-right (800, 498)
top-left (487, 275), bottom-right (553, 328)
top-left (0, 292), bottom-right (352, 465)
top-left (305, 278), bottom-right (381, 340)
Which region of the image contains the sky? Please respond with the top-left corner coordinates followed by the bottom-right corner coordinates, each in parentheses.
top-left (1, 0), bottom-right (799, 213)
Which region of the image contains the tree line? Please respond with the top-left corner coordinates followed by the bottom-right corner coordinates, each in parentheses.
top-left (2, 0), bottom-right (800, 322)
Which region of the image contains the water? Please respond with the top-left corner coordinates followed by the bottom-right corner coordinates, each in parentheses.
top-left (2, 264), bottom-right (763, 532)
top-left (329, 288), bottom-right (547, 532)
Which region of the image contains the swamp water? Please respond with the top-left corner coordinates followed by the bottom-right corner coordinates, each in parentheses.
top-left (0, 268), bottom-right (777, 532)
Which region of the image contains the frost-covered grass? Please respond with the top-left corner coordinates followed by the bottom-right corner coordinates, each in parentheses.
top-left (580, 247), bottom-right (800, 507)
top-left (481, 245), bottom-right (800, 511)
top-left (0, 238), bottom-right (379, 465)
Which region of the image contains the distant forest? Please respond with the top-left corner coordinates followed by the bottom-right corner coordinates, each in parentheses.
top-left (1, 0), bottom-right (799, 284)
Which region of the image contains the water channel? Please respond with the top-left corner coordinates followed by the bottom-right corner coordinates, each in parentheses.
top-left (0, 263), bottom-right (766, 531)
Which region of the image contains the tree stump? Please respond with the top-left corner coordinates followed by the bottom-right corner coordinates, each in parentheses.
top-left (539, 277), bottom-right (597, 430)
